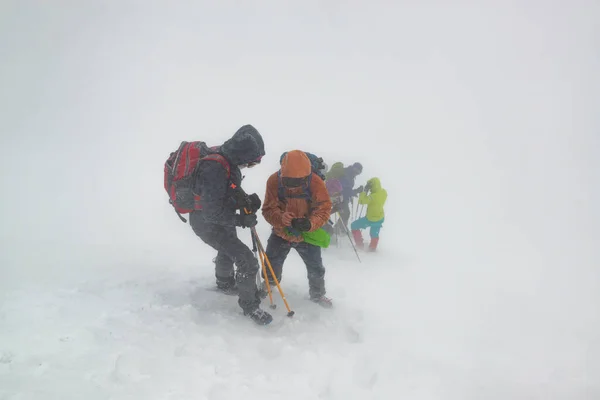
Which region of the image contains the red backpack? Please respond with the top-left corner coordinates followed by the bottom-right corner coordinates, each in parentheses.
top-left (164, 141), bottom-right (230, 222)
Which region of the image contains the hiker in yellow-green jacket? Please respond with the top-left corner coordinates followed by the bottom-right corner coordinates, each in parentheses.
top-left (351, 177), bottom-right (387, 252)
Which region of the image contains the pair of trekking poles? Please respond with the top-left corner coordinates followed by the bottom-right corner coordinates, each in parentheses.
top-left (243, 207), bottom-right (295, 317)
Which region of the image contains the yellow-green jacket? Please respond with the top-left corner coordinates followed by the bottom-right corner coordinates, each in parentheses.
top-left (358, 177), bottom-right (387, 221)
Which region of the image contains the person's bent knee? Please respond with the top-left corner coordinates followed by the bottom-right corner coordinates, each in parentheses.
top-left (307, 268), bottom-right (325, 280)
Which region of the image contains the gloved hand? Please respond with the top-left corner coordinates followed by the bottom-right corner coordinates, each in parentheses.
top-left (352, 186), bottom-right (364, 196)
top-left (291, 217), bottom-right (311, 232)
top-left (231, 189), bottom-right (248, 209)
top-left (364, 182), bottom-right (372, 192)
top-left (282, 212), bottom-right (295, 226)
top-left (246, 193), bottom-right (261, 213)
top-left (237, 213), bottom-right (257, 228)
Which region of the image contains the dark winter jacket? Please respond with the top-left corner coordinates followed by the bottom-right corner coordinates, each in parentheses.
top-left (193, 125), bottom-right (265, 226)
top-left (339, 167), bottom-right (361, 203)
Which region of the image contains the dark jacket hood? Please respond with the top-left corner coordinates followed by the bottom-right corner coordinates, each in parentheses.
top-left (219, 125), bottom-right (265, 166)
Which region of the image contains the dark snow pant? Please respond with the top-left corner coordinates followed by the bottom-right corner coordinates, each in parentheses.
top-left (263, 232), bottom-right (326, 299)
top-left (189, 213), bottom-right (261, 312)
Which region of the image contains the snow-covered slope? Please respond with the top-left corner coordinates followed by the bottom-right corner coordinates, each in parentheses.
top-left (1, 2), bottom-right (598, 399)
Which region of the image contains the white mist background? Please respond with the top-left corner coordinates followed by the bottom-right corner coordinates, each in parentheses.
top-left (1, 1), bottom-right (599, 399)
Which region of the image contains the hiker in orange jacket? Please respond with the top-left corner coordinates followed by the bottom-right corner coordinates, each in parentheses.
top-left (261, 150), bottom-right (333, 307)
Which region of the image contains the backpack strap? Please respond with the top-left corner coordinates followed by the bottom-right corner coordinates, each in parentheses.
top-left (200, 153), bottom-right (231, 178)
top-left (277, 171), bottom-right (285, 202)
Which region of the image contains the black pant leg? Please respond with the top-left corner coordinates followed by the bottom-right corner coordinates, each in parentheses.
top-left (190, 214), bottom-right (261, 311)
top-left (294, 241), bottom-right (326, 298)
top-left (213, 251), bottom-right (235, 287)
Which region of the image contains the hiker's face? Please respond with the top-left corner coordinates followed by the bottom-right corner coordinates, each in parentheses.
top-left (282, 176), bottom-right (306, 188)
top-left (240, 155), bottom-right (262, 169)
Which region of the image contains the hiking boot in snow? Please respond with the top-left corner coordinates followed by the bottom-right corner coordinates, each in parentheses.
top-left (368, 237), bottom-right (379, 252)
top-left (352, 230), bottom-right (365, 251)
top-left (216, 285), bottom-right (238, 295)
top-left (310, 295), bottom-right (333, 309)
top-left (243, 307), bottom-right (273, 325)
top-left (216, 277), bottom-right (238, 295)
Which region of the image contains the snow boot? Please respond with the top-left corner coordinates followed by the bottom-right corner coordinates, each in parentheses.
top-left (243, 307), bottom-right (273, 325)
top-left (310, 295), bottom-right (333, 309)
top-left (216, 278), bottom-right (238, 295)
top-left (216, 286), bottom-right (238, 295)
top-left (352, 230), bottom-right (364, 250)
top-left (368, 237), bottom-right (379, 252)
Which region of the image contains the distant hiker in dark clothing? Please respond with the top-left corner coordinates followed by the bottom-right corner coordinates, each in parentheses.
top-left (189, 125), bottom-right (272, 325)
top-left (262, 150), bottom-right (333, 307)
top-left (335, 162), bottom-right (364, 232)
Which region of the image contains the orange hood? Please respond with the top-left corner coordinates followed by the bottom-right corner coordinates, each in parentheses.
top-left (280, 150), bottom-right (312, 178)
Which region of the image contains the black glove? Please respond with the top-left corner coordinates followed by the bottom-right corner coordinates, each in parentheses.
top-left (364, 182), bottom-right (372, 192)
top-left (351, 186), bottom-right (363, 197)
top-left (237, 213), bottom-right (257, 228)
top-left (231, 189), bottom-right (248, 209)
top-left (291, 217), bottom-right (311, 232)
top-left (247, 193), bottom-right (261, 213)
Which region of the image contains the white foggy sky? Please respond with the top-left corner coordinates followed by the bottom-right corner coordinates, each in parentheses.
top-left (0, 1), bottom-right (598, 291)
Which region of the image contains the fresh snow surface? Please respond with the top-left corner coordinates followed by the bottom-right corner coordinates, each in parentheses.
top-left (1, 2), bottom-right (599, 399)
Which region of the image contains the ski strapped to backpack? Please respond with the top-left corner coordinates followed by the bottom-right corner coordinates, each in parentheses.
top-left (164, 141), bottom-right (230, 223)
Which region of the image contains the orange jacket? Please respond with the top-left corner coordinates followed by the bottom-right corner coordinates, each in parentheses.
top-left (262, 150), bottom-right (332, 243)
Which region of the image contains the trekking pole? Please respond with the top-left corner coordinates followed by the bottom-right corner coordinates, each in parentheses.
top-left (251, 230), bottom-right (276, 308)
top-left (337, 212), bottom-right (361, 263)
top-left (251, 230), bottom-right (276, 309)
top-left (250, 227), bottom-right (295, 317)
top-left (243, 206), bottom-right (276, 308)
top-left (251, 231), bottom-right (261, 287)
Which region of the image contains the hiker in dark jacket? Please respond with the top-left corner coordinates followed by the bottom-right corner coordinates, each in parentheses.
top-left (335, 162), bottom-right (364, 232)
top-left (189, 124), bottom-right (272, 325)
